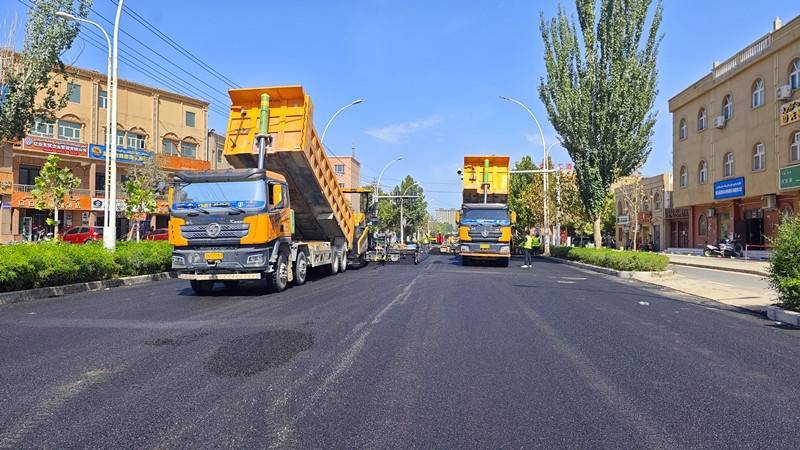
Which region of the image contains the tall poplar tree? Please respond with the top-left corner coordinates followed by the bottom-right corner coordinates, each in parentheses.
top-left (539, 0), bottom-right (662, 246)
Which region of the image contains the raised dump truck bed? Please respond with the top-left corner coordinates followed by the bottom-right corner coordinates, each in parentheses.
top-left (224, 86), bottom-right (355, 248)
top-left (461, 155), bottom-right (510, 204)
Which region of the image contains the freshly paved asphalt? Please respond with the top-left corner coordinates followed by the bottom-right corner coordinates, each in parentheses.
top-left (1, 255), bottom-right (799, 448)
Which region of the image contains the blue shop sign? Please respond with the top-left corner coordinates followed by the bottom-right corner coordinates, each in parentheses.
top-left (88, 144), bottom-right (153, 165)
top-left (714, 177), bottom-right (745, 200)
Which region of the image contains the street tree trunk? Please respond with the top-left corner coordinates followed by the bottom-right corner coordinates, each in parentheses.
top-left (53, 206), bottom-right (59, 240)
top-left (593, 217), bottom-right (602, 248)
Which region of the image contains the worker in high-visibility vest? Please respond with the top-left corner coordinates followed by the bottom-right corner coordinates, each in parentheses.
top-left (521, 229), bottom-right (540, 269)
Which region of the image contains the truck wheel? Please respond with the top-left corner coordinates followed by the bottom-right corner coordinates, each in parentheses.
top-left (327, 251), bottom-right (340, 275)
top-left (267, 251), bottom-right (289, 292)
top-left (190, 280), bottom-right (214, 294)
top-left (339, 253), bottom-right (347, 273)
top-left (293, 252), bottom-right (308, 286)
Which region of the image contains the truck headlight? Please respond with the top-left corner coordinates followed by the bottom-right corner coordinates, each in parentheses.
top-left (460, 245), bottom-right (469, 253)
top-left (500, 246), bottom-right (510, 254)
top-left (245, 253), bottom-right (266, 266)
top-left (172, 255), bottom-right (185, 267)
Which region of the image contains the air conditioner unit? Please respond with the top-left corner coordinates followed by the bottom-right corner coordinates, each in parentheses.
top-left (707, 208), bottom-right (715, 218)
top-left (776, 85), bottom-right (792, 101)
top-left (762, 194), bottom-right (777, 209)
top-left (713, 116), bottom-right (726, 129)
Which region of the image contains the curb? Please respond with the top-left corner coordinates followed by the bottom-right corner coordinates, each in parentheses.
top-left (545, 257), bottom-right (674, 279)
top-left (0, 272), bottom-right (178, 305)
top-left (767, 305), bottom-right (800, 327)
top-left (668, 260), bottom-right (768, 277)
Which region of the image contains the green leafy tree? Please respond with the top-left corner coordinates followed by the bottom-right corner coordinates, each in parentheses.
top-left (31, 154), bottom-right (80, 238)
top-left (769, 216), bottom-right (800, 312)
top-left (0, 0), bottom-right (92, 141)
top-left (122, 158), bottom-right (167, 241)
top-left (376, 176), bottom-right (428, 242)
top-left (539, 0), bottom-right (662, 246)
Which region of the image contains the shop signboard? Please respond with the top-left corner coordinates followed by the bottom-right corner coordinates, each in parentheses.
top-left (714, 177), bottom-right (745, 200)
top-left (11, 192), bottom-right (90, 210)
top-left (91, 198), bottom-right (126, 212)
top-left (22, 135), bottom-right (87, 157)
top-left (617, 215), bottom-right (629, 225)
top-left (780, 99), bottom-right (800, 126)
top-left (779, 165), bottom-right (800, 191)
top-left (664, 207), bottom-right (689, 219)
top-left (88, 144), bottom-right (153, 165)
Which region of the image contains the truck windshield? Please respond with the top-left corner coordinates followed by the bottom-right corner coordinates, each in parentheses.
top-left (462, 208), bottom-right (509, 224)
top-left (172, 180), bottom-right (266, 211)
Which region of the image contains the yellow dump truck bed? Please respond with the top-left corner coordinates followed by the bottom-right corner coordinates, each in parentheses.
top-left (461, 155), bottom-right (510, 204)
top-left (223, 86), bottom-right (355, 246)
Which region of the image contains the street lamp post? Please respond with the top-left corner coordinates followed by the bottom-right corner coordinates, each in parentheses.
top-left (320, 99), bottom-right (364, 144)
top-left (375, 156), bottom-right (403, 205)
top-left (54, 9), bottom-right (119, 250)
top-left (500, 95), bottom-right (550, 256)
top-left (105, 0), bottom-right (124, 250)
top-left (546, 140), bottom-right (560, 246)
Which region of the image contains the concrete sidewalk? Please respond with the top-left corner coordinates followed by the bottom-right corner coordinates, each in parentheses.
top-left (666, 253), bottom-right (769, 276)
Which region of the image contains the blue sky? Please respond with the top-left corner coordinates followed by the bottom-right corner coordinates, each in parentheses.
top-left (4, 0), bottom-right (800, 211)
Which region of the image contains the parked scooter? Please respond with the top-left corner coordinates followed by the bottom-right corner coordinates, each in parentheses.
top-left (703, 238), bottom-right (743, 258)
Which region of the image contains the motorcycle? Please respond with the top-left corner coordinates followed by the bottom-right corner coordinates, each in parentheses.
top-left (703, 238), bottom-right (743, 258)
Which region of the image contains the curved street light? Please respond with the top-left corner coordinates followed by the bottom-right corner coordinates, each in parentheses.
top-left (500, 95), bottom-right (551, 256)
top-left (320, 98), bottom-right (364, 144)
top-left (374, 156), bottom-right (403, 204)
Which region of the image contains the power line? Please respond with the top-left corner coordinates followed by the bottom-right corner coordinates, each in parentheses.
top-left (110, 0), bottom-right (239, 89)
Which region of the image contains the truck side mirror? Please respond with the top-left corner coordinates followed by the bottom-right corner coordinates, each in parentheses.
top-left (455, 211), bottom-right (460, 224)
top-left (510, 211), bottom-right (517, 223)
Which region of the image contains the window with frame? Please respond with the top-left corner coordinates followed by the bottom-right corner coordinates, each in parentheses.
top-left (698, 215), bottom-right (707, 236)
top-left (98, 89), bottom-right (108, 108)
top-left (334, 164), bottom-right (345, 175)
top-left (339, 182), bottom-right (345, 188)
top-left (752, 143), bottom-right (765, 171)
top-left (698, 160), bottom-right (708, 184)
top-left (722, 95), bottom-right (733, 121)
top-left (723, 152), bottom-right (735, 178)
top-left (679, 166), bottom-right (688, 187)
top-left (162, 139), bottom-right (178, 155)
top-left (67, 82), bottom-right (80, 103)
top-left (116, 130), bottom-right (126, 146)
top-left (185, 111), bottom-right (196, 127)
top-left (654, 192), bottom-right (661, 210)
top-left (752, 79), bottom-right (764, 108)
top-left (697, 108), bottom-right (706, 131)
top-left (30, 117), bottom-right (55, 137)
top-left (791, 131), bottom-right (800, 162)
top-left (791, 58), bottom-right (800, 90)
top-left (58, 120), bottom-right (81, 142)
top-left (127, 133), bottom-right (146, 149)
top-left (180, 141), bottom-right (197, 158)
top-left (18, 166), bottom-right (41, 185)
top-left (679, 119), bottom-right (688, 140)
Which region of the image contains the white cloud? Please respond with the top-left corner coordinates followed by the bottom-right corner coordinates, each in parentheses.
top-left (365, 115), bottom-right (441, 144)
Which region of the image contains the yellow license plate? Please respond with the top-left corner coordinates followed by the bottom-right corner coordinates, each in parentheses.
top-left (480, 244), bottom-right (490, 249)
top-left (204, 252), bottom-right (223, 261)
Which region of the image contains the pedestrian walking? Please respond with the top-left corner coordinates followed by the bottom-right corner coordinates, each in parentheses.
top-left (521, 230), bottom-right (540, 268)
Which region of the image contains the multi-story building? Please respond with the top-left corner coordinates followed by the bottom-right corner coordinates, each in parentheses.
top-left (434, 208), bottom-right (459, 230)
top-left (614, 173), bottom-right (672, 251)
top-left (329, 153), bottom-right (361, 214)
top-left (207, 130), bottom-right (230, 169)
top-left (0, 64), bottom-right (210, 243)
top-left (669, 15), bottom-right (800, 249)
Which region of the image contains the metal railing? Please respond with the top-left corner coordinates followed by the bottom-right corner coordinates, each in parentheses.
top-left (713, 35), bottom-right (771, 79)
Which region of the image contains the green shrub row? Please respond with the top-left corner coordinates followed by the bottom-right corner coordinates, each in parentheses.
top-left (768, 216), bottom-right (800, 312)
top-left (0, 241), bottom-right (172, 293)
top-left (549, 246), bottom-right (669, 272)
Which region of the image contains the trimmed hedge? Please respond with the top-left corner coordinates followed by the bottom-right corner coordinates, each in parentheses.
top-left (0, 241), bottom-right (172, 293)
top-left (768, 216), bottom-right (800, 312)
top-left (550, 246), bottom-right (669, 272)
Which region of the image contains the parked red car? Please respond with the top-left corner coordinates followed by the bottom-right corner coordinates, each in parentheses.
top-left (145, 228), bottom-right (169, 241)
top-left (61, 226), bottom-right (103, 244)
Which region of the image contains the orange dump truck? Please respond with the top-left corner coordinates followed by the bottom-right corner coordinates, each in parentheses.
top-left (457, 155), bottom-right (515, 266)
top-left (169, 86), bottom-right (370, 293)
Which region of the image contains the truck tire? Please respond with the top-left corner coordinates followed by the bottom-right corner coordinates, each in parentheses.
top-left (190, 280), bottom-right (214, 294)
top-left (267, 251), bottom-right (289, 292)
top-left (339, 253), bottom-right (347, 273)
top-left (327, 251), bottom-right (340, 275)
top-left (293, 251), bottom-right (308, 286)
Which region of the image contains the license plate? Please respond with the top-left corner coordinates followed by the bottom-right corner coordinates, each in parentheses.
top-left (204, 252), bottom-right (223, 261)
top-left (480, 244), bottom-right (490, 249)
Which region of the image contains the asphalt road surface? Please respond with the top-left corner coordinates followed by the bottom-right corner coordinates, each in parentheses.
top-left (2, 255), bottom-right (799, 448)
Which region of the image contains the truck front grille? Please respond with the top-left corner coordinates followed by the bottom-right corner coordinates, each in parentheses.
top-left (181, 223), bottom-right (250, 240)
top-left (468, 227), bottom-right (502, 241)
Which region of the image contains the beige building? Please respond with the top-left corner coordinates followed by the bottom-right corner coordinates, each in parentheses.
top-left (669, 15), bottom-right (800, 249)
top-left (614, 173), bottom-right (672, 251)
top-left (0, 64), bottom-right (210, 243)
top-left (329, 153), bottom-right (361, 214)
